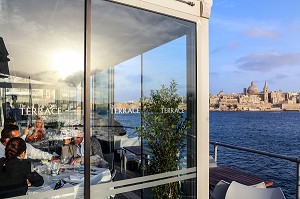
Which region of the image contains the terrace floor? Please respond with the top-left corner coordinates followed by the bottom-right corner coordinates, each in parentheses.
top-left (110, 153), bottom-right (152, 199)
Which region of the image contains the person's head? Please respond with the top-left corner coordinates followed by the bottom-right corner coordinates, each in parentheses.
top-left (5, 137), bottom-right (26, 160)
top-left (1, 124), bottom-right (21, 145)
top-left (35, 117), bottom-right (44, 128)
top-left (4, 118), bottom-right (17, 126)
top-left (63, 134), bottom-right (73, 145)
top-left (63, 138), bottom-right (72, 145)
top-left (72, 130), bottom-right (84, 145)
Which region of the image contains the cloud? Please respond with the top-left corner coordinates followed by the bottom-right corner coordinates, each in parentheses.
top-left (233, 70), bottom-right (243, 74)
top-left (274, 74), bottom-right (288, 79)
top-left (266, 74), bottom-right (288, 87)
top-left (211, 41), bottom-right (239, 54)
top-left (227, 41), bottom-right (240, 49)
top-left (236, 52), bottom-right (300, 72)
top-left (241, 27), bottom-right (281, 38)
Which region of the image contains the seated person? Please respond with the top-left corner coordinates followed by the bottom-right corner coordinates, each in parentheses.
top-left (70, 130), bottom-right (109, 168)
top-left (61, 134), bottom-right (77, 164)
top-left (0, 137), bottom-right (44, 198)
top-left (26, 117), bottom-right (46, 142)
top-left (0, 124), bottom-right (58, 161)
top-left (4, 118), bottom-right (29, 140)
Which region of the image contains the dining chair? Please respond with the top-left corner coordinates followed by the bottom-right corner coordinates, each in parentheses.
top-left (114, 134), bottom-right (128, 151)
top-left (210, 180), bottom-right (230, 199)
top-left (211, 180), bottom-right (267, 199)
top-left (120, 137), bottom-right (141, 177)
top-left (103, 153), bottom-right (115, 171)
top-left (225, 181), bottom-right (286, 199)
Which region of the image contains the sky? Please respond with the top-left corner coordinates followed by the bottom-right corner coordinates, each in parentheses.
top-left (0, 0), bottom-right (189, 102)
top-left (3, 1), bottom-right (300, 101)
top-left (209, 0), bottom-right (300, 95)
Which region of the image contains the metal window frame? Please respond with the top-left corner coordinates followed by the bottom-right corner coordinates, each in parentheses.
top-left (82, 1), bottom-right (212, 198)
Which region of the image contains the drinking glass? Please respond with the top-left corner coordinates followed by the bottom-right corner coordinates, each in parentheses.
top-left (34, 133), bottom-right (38, 142)
top-left (61, 156), bottom-right (69, 165)
top-left (51, 161), bottom-right (60, 175)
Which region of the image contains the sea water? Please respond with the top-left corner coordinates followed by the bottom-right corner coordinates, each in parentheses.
top-left (210, 111), bottom-right (300, 199)
top-left (116, 111), bottom-right (298, 198)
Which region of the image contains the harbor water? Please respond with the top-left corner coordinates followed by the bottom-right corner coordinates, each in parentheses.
top-left (115, 111), bottom-right (298, 198)
top-left (210, 111), bottom-right (300, 199)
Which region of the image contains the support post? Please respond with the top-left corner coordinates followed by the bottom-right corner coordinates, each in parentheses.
top-left (297, 160), bottom-right (300, 199)
top-left (214, 143), bottom-right (218, 163)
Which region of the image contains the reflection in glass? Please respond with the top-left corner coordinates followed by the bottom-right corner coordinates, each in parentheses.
top-left (1, 0), bottom-right (197, 198)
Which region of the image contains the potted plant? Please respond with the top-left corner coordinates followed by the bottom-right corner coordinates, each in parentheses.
top-left (137, 80), bottom-right (190, 199)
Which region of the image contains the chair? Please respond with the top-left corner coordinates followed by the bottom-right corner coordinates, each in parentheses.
top-left (210, 180), bottom-right (266, 199)
top-left (114, 134), bottom-right (128, 152)
top-left (225, 181), bottom-right (286, 199)
top-left (103, 153), bottom-right (115, 171)
top-left (120, 137), bottom-right (141, 177)
top-left (210, 180), bottom-right (230, 199)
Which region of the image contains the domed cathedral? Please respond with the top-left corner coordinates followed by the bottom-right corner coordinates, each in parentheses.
top-left (247, 81), bottom-right (259, 95)
top-left (263, 81), bottom-right (269, 102)
top-left (240, 81), bottom-right (270, 105)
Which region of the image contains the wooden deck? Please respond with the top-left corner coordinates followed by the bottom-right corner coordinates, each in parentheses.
top-left (210, 166), bottom-right (275, 189)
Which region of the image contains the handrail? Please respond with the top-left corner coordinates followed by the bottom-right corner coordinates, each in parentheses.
top-left (210, 141), bottom-right (300, 163)
top-left (210, 141), bottom-right (300, 199)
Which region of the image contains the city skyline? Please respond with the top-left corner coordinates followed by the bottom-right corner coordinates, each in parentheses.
top-left (210, 1), bottom-right (300, 95)
top-left (211, 80), bottom-right (298, 95)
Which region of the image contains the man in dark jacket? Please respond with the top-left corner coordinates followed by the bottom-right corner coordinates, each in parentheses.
top-left (70, 130), bottom-right (109, 168)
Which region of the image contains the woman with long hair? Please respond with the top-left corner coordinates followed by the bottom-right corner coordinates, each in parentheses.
top-left (0, 137), bottom-right (44, 197)
top-left (26, 117), bottom-right (46, 142)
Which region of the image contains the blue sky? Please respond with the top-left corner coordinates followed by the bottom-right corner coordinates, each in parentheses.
top-left (209, 1), bottom-right (300, 95)
top-left (3, 1), bottom-right (300, 100)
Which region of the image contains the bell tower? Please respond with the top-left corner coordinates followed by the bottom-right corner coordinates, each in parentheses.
top-left (263, 81), bottom-right (268, 102)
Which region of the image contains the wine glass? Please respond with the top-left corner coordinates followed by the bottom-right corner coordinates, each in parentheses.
top-left (34, 133), bottom-right (38, 142)
top-left (61, 156), bottom-right (69, 166)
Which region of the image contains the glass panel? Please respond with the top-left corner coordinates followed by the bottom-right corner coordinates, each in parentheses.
top-left (91, 1), bottom-right (196, 198)
top-left (0, 0), bottom-right (197, 198)
top-left (0, 0), bottom-right (85, 197)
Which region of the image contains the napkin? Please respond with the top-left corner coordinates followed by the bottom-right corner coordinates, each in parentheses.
top-left (69, 173), bottom-right (84, 182)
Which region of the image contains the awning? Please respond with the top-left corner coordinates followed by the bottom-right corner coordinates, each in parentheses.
top-left (0, 37), bottom-right (10, 77)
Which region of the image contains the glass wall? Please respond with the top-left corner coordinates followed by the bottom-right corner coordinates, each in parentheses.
top-left (91, 1), bottom-right (197, 198)
top-left (0, 0), bottom-right (197, 198)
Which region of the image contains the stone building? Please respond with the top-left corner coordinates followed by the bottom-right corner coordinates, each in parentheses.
top-left (209, 81), bottom-right (300, 111)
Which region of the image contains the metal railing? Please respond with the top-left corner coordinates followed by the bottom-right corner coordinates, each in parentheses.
top-left (210, 141), bottom-right (300, 199)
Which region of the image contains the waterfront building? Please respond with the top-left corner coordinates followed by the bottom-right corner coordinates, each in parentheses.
top-left (269, 91), bottom-right (285, 104)
top-left (263, 81), bottom-right (269, 103)
top-left (210, 81), bottom-right (300, 111)
top-left (0, 0), bottom-right (211, 198)
top-left (247, 81), bottom-right (259, 95)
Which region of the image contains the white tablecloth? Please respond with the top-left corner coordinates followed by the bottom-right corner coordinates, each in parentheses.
top-left (28, 166), bottom-right (111, 194)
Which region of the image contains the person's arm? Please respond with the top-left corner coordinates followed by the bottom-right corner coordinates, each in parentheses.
top-left (26, 143), bottom-right (53, 160)
top-left (24, 161), bottom-right (44, 187)
top-left (21, 127), bottom-right (30, 140)
top-left (39, 128), bottom-right (46, 139)
top-left (88, 137), bottom-right (108, 168)
top-left (78, 138), bottom-right (100, 166)
top-left (25, 128), bottom-right (37, 142)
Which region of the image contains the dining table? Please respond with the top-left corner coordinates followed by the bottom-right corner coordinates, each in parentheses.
top-left (27, 163), bottom-right (111, 194)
